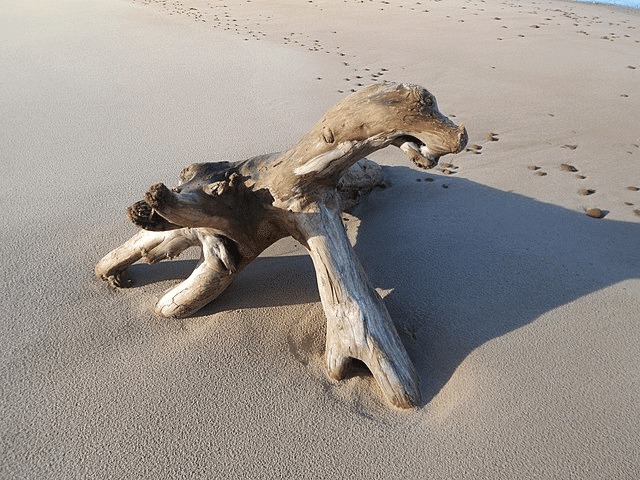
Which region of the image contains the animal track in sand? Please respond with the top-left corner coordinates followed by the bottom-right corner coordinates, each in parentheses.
top-left (466, 144), bottom-right (482, 154)
top-left (579, 188), bottom-right (596, 196)
top-left (560, 163), bottom-right (578, 172)
top-left (438, 162), bottom-right (459, 175)
top-left (415, 176), bottom-right (437, 183)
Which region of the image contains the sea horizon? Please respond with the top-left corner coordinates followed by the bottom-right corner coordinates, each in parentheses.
top-left (576, 0), bottom-right (640, 9)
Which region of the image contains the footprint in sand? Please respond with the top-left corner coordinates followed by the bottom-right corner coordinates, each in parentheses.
top-left (560, 163), bottom-right (578, 172)
top-left (486, 133), bottom-right (499, 142)
top-left (579, 188), bottom-right (596, 196)
top-left (439, 162), bottom-right (459, 175)
top-left (561, 144), bottom-right (578, 150)
top-left (627, 186), bottom-right (640, 191)
top-left (466, 144), bottom-right (482, 154)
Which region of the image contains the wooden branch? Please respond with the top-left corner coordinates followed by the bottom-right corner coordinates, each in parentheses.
top-left (242, 83), bottom-right (467, 208)
top-left (95, 227), bottom-right (243, 317)
top-left (147, 229), bottom-right (242, 318)
top-left (96, 83), bottom-right (467, 408)
top-left (292, 195), bottom-right (420, 408)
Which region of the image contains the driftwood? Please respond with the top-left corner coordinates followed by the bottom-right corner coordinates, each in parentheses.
top-left (96, 83), bottom-right (467, 408)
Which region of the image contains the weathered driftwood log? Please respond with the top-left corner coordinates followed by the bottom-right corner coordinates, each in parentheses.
top-left (96, 83), bottom-right (467, 408)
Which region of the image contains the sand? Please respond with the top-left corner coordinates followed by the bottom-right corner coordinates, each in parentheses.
top-left (1, 0), bottom-right (639, 478)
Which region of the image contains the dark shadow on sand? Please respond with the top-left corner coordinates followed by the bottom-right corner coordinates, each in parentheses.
top-left (126, 252), bottom-right (319, 311)
top-left (127, 259), bottom-right (200, 287)
top-left (352, 166), bottom-right (639, 404)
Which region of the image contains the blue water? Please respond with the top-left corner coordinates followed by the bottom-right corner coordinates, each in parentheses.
top-left (576, 0), bottom-right (640, 9)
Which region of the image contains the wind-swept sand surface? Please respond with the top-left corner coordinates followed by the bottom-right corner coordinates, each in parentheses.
top-left (1, 0), bottom-right (639, 478)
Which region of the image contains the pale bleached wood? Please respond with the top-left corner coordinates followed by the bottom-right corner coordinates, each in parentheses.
top-left (95, 228), bottom-right (199, 287)
top-left (96, 83), bottom-right (467, 408)
top-left (292, 194), bottom-right (420, 408)
top-left (151, 229), bottom-right (242, 318)
top-left (95, 227), bottom-right (244, 317)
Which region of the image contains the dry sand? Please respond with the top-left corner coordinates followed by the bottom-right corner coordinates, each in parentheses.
top-left (2, 0), bottom-right (639, 478)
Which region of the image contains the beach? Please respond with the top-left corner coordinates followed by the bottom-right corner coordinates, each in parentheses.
top-left (1, 0), bottom-right (639, 477)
